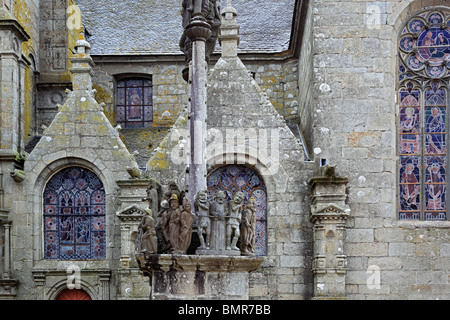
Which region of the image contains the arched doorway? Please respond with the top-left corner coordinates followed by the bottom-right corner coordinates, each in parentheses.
top-left (207, 165), bottom-right (267, 255)
top-left (56, 288), bottom-right (92, 300)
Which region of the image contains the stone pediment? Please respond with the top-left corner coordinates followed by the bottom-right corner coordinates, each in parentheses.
top-left (116, 205), bottom-right (148, 222)
top-left (310, 203), bottom-right (350, 223)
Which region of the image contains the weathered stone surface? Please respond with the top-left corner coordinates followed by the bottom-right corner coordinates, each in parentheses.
top-left (136, 253), bottom-right (263, 299)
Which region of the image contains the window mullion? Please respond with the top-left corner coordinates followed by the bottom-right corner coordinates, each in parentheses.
top-left (420, 84), bottom-right (425, 221)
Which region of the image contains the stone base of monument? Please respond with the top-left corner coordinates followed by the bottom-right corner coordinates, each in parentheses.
top-left (195, 248), bottom-right (241, 256)
top-left (136, 253), bottom-right (264, 300)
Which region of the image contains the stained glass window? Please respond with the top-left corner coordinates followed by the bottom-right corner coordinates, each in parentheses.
top-left (398, 10), bottom-right (450, 220)
top-left (44, 167), bottom-right (106, 259)
top-left (116, 78), bottom-right (153, 128)
top-left (207, 165), bottom-right (267, 255)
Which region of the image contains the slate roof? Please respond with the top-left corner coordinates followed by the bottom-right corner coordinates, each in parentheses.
top-left (75, 0), bottom-right (296, 56)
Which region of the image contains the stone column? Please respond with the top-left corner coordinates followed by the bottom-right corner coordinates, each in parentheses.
top-left (309, 165), bottom-right (350, 300)
top-left (99, 272), bottom-right (111, 300)
top-left (2, 223), bottom-right (10, 279)
top-left (185, 5), bottom-right (211, 208)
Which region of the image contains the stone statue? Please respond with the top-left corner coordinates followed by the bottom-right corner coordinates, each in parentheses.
top-left (240, 197), bottom-right (257, 256)
top-left (205, 0), bottom-right (221, 62)
top-left (181, 0), bottom-right (194, 28)
top-left (180, 0), bottom-right (193, 60)
top-left (208, 190), bottom-right (227, 251)
top-left (160, 199), bottom-right (172, 253)
top-left (210, 190), bottom-right (227, 220)
top-left (195, 190), bottom-right (211, 249)
top-left (226, 191), bottom-right (244, 251)
top-left (146, 178), bottom-right (162, 221)
top-left (193, 189), bottom-right (244, 255)
top-left (168, 194), bottom-right (182, 252)
top-left (136, 191), bottom-right (158, 254)
top-left (155, 199), bottom-right (170, 253)
top-left (164, 181), bottom-right (184, 205)
top-left (178, 198), bottom-right (195, 253)
top-left (137, 206), bottom-right (158, 254)
top-left (180, 0), bottom-right (221, 80)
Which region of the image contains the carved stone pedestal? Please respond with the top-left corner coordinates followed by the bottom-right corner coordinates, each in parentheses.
top-left (309, 165), bottom-right (350, 300)
top-left (136, 254), bottom-right (263, 300)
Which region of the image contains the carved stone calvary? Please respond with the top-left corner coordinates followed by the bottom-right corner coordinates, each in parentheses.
top-left (181, 0), bottom-right (221, 212)
top-left (195, 190), bottom-right (241, 256)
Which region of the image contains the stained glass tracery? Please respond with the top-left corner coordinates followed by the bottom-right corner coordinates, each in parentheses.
top-left (44, 167), bottom-right (106, 259)
top-left (398, 9), bottom-right (450, 221)
top-left (207, 165), bottom-right (267, 255)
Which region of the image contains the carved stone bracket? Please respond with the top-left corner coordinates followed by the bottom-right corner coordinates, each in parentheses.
top-left (309, 165), bottom-right (350, 300)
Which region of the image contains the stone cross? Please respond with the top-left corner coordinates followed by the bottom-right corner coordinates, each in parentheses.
top-left (183, 0), bottom-right (212, 212)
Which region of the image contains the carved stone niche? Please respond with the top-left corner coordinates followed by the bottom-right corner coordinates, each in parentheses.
top-left (116, 205), bottom-right (148, 269)
top-left (309, 165), bottom-right (350, 300)
top-left (136, 254), bottom-right (263, 300)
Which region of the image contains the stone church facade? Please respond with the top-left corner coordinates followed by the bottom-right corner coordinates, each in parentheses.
top-left (0, 0), bottom-right (449, 300)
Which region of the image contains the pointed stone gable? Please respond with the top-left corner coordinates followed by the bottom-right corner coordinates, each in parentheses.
top-left (145, 2), bottom-right (306, 196)
top-left (206, 2), bottom-right (305, 172)
top-left (25, 37), bottom-right (138, 182)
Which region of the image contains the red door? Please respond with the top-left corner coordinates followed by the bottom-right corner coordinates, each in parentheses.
top-left (56, 288), bottom-right (92, 300)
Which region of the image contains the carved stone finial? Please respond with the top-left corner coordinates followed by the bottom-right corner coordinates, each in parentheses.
top-left (75, 35), bottom-right (91, 56)
top-left (218, 0), bottom-right (239, 57)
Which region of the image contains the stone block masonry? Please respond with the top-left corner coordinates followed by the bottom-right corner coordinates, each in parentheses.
top-left (310, 0), bottom-right (450, 299)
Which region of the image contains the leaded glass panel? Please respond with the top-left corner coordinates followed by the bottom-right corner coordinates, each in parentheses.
top-left (116, 77), bottom-right (153, 128)
top-left (43, 167), bottom-right (106, 259)
top-left (207, 165), bottom-right (267, 256)
top-left (398, 9), bottom-right (450, 220)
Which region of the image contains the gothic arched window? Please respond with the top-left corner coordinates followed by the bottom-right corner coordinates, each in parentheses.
top-left (207, 165), bottom-right (268, 255)
top-left (43, 167), bottom-right (106, 259)
top-left (398, 9), bottom-right (450, 220)
top-left (116, 77), bottom-right (153, 128)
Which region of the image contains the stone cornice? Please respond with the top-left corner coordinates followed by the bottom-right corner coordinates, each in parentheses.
top-left (0, 18), bottom-right (30, 42)
top-left (136, 254), bottom-right (264, 276)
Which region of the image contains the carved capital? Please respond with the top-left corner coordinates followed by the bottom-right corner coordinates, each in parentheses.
top-left (185, 17), bottom-right (212, 42)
